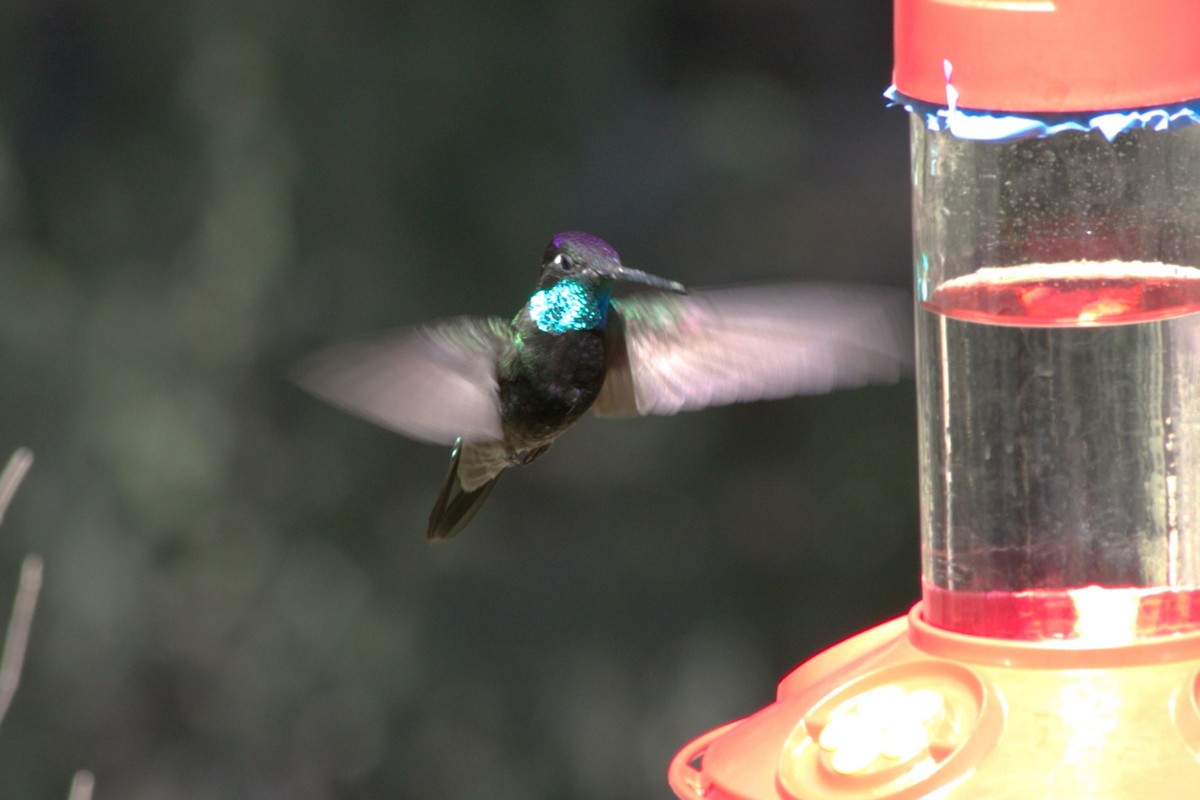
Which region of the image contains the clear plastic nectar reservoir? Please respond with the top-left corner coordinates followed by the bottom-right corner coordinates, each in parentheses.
top-left (913, 118), bottom-right (1200, 641)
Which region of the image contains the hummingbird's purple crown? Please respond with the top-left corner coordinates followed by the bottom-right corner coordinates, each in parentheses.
top-left (552, 231), bottom-right (621, 264)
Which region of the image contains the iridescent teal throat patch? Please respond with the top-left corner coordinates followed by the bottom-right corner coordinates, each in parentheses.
top-left (528, 279), bottom-right (609, 333)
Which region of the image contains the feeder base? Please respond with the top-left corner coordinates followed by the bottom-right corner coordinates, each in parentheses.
top-left (669, 604), bottom-right (1200, 799)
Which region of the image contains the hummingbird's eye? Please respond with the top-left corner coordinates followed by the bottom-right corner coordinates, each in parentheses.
top-left (554, 254), bottom-right (576, 272)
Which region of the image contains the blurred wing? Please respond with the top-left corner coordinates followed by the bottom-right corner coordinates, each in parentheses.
top-left (295, 317), bottom-right (511, 445)
top-left (593, 284), bottom-right (912, 417)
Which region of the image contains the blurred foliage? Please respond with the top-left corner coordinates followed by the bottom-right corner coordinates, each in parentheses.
top-left (0, 1), bottom-right (916, 798)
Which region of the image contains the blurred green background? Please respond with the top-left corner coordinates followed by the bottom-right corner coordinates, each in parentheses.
top-left (0, 1), bottom-right (917, 797)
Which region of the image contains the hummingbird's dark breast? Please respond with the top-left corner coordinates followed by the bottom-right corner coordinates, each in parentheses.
top-left (499, 326), bottom-right (609, 445)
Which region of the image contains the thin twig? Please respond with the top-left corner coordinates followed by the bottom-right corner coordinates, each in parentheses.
top-left (0, 451), bottom-right (82, 796)
top-left (68, 769), bottom-right (95, 800)
top-left (0, 448), bottom-right (33, 528)
top-left (0, 554), bottom-right (42, 729)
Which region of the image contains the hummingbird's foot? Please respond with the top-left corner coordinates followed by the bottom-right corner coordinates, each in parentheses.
top-left (521, 444), bottom-right (551, 465)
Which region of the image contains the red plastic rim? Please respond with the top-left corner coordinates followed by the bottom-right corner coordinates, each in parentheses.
top-left (909, 604), bottom-right (1200, 668)
top-left (894, 0), bottom-right (1200, 112)
top-left (667, 720), bottom-right (742, 800)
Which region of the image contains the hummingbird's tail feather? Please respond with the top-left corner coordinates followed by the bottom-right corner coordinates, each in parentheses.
top-left (427, 471), bottom-right (501, 541)
top-left (427, 440), bottom-right (506, 540)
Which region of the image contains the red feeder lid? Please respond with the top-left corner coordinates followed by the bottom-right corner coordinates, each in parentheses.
top-left (894, 0), bottom-right (1200, 113)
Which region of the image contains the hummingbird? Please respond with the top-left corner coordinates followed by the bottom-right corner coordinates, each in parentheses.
top-left (298, 232), bottom-right (911, 540)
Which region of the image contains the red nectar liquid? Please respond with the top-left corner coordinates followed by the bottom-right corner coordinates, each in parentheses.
top-left (919, 261), bottom-right (1200, 640)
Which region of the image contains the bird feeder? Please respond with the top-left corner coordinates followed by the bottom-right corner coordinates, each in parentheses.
top-left (669, 1), bottom-right (1200, 797)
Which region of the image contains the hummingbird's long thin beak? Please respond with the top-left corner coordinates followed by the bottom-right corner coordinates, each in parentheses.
top-left (606, 264), bottom-right (687, 293)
